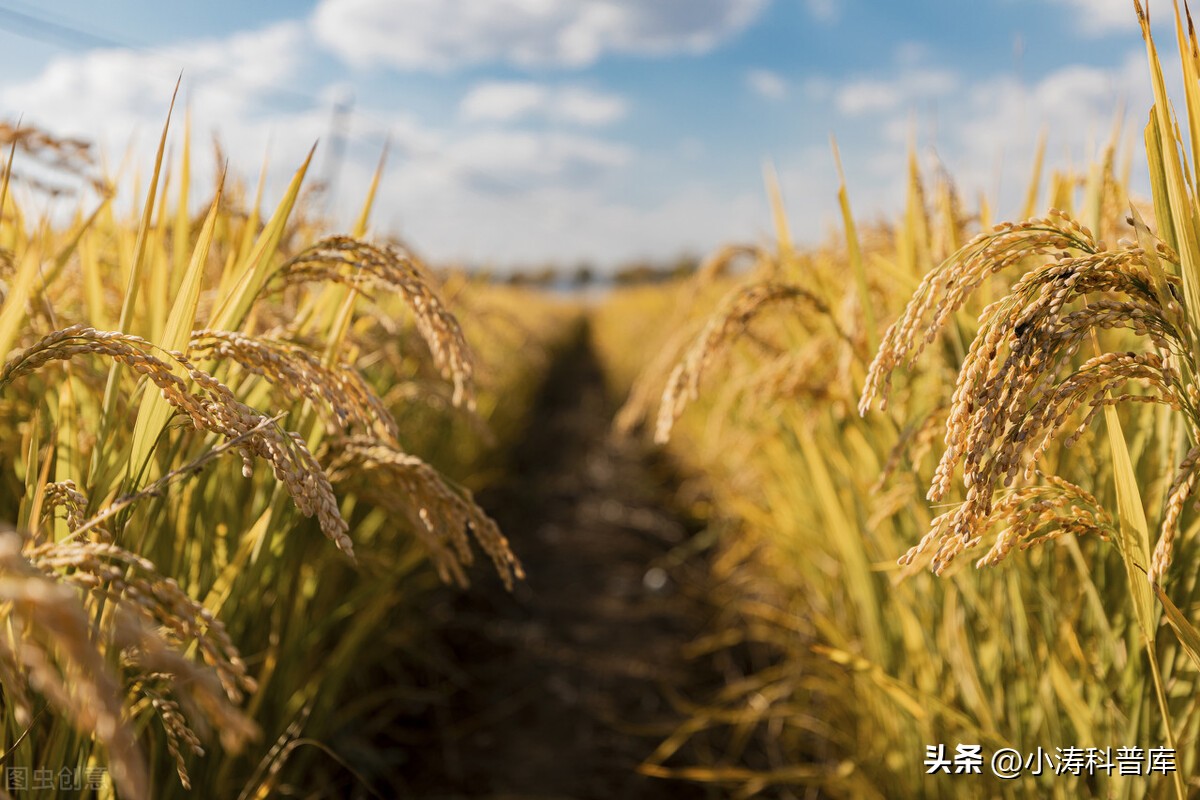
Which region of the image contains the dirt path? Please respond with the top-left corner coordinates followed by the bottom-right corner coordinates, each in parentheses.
top-left (406, 318), bottom-right (718, 799)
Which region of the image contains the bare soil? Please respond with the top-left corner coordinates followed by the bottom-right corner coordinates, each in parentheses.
top-left (403, 319), bottom-right (721, 799)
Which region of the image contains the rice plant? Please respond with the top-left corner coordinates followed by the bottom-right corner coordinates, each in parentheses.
top-left (592, 6), bottom-right (1200, 797)
top-left (0, 98), bottom-right (571, 798)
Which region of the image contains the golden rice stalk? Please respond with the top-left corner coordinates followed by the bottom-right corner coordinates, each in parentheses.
top-left (1150, 443), bottom-right (1200, 583)
top-left (970, 476), bottom-right (1114, 568)
top-left (240, 702), bottom-right (312, 799)
top-left (0, 121), bottom-right (109, 195)
top-left (265, 236), bottom-right (477, 411)
top-left (38, 480), bottom-right (91, 535)
top-left (859, 210), bottom-right (1161, 413)
top-left (27, 539), bottom-right (256, 702)
top-left (613, 323), bottom-right (700, 437)
top-left (735, 342), bottom-right (840, 411)
top-left (655, 281), bottom-right (843, 444)
top-left (39, 481), bottom-right (111, 542)
top-left (4, 524), bottom-right (258, 791)
top-left (325, 436), bottom-right (523, 589)
top-left (611, 244), bottom-right (770, 436)
top-left (0, 121), bottom-right (89, 169)
top-left (861, 210), bottom-right (1194, 573)
top-left (0, 527), bottom-right (147, 799)
top-left (189, 329), bottom-right (399, 441)
top-left (924, 302), bottom-right (1179, 567)
top-left (0, 325), bottom-right (353, 558)
top-left (116, 611), bottom-right (258, 758)
top-left (142, 686), bottom-right (203, 789)
top-left (871, 404), bottom-right (948, 494)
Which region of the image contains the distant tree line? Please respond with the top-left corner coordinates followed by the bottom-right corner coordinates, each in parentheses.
top-left (470, 255), bottom-right (702, 289)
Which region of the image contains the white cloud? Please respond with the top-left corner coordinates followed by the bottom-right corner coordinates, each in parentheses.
top-left (0, 21), bottom-right (648, 265)
top-left (837, 68), bottom-right (959, 115)
top-left (4, 21), bottom-right (309, 145)
top-left (460, 82), bottom-right (547, 123)
top-left (6, 2), bottom-right (1161, 272)
top-left (894, 41), bottom-right (928, 67)
top-left (804, 0), bottom-right (838, 23)
top-left (936, 52), bottom-right (1150, 198)
top-left (802, 48), bottom-right (1155, 244)
top-left (460, 81), bottom-right (628, 125)
top-left (1050, 0), bottom-right (1137, 37)
top-left (438, 130), bottom-right (632, 192)
top-left (802, 76), bottom-right (834, 102)
top-left (746, 68), bottom-right (787, 100)
top-left (0, 20), bottom-right (333, 214)
top-left (555, 87), bottom-right (629, 125)
top-left (375, 179), bottom-right (768, 267)
top-left (837, 82), bottom-right (895, 115)
top-left (311, 0), bottom-right (769, 70)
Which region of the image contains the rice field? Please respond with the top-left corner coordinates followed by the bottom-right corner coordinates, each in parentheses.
top-left (6, 2), bottom-right (1200, 799)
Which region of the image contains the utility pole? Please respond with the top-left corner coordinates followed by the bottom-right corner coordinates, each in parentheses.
top-left (322, 90), bottom-right (354, 215)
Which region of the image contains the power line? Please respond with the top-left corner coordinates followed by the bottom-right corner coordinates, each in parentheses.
top-left (0, 2), bottom-right (354, 134)
top-left (0, 2), bottom-right (136, 51)
top-left (0, 2), bottom-right (525, 195)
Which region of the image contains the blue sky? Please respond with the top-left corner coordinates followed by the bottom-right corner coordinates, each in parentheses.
top-left (0, 0), bottom-right (1168, 269)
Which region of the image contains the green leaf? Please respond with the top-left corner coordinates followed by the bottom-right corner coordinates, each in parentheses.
top-left (92, 80), bottom-right (179, 500)
top-left (1103, 405), bottom-right (1156, 644)
top-left (832, 137), bottom-right (876, 356)
top-left (208, 143), bottom-right (317, 332)
top-left (1154, 582), bottom-right (1200, 671)
top-left (127, 172), bottom-right (225, 483)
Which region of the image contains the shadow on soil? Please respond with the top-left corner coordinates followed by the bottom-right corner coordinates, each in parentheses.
top-left (402, 318), bottom-right (725, 800)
